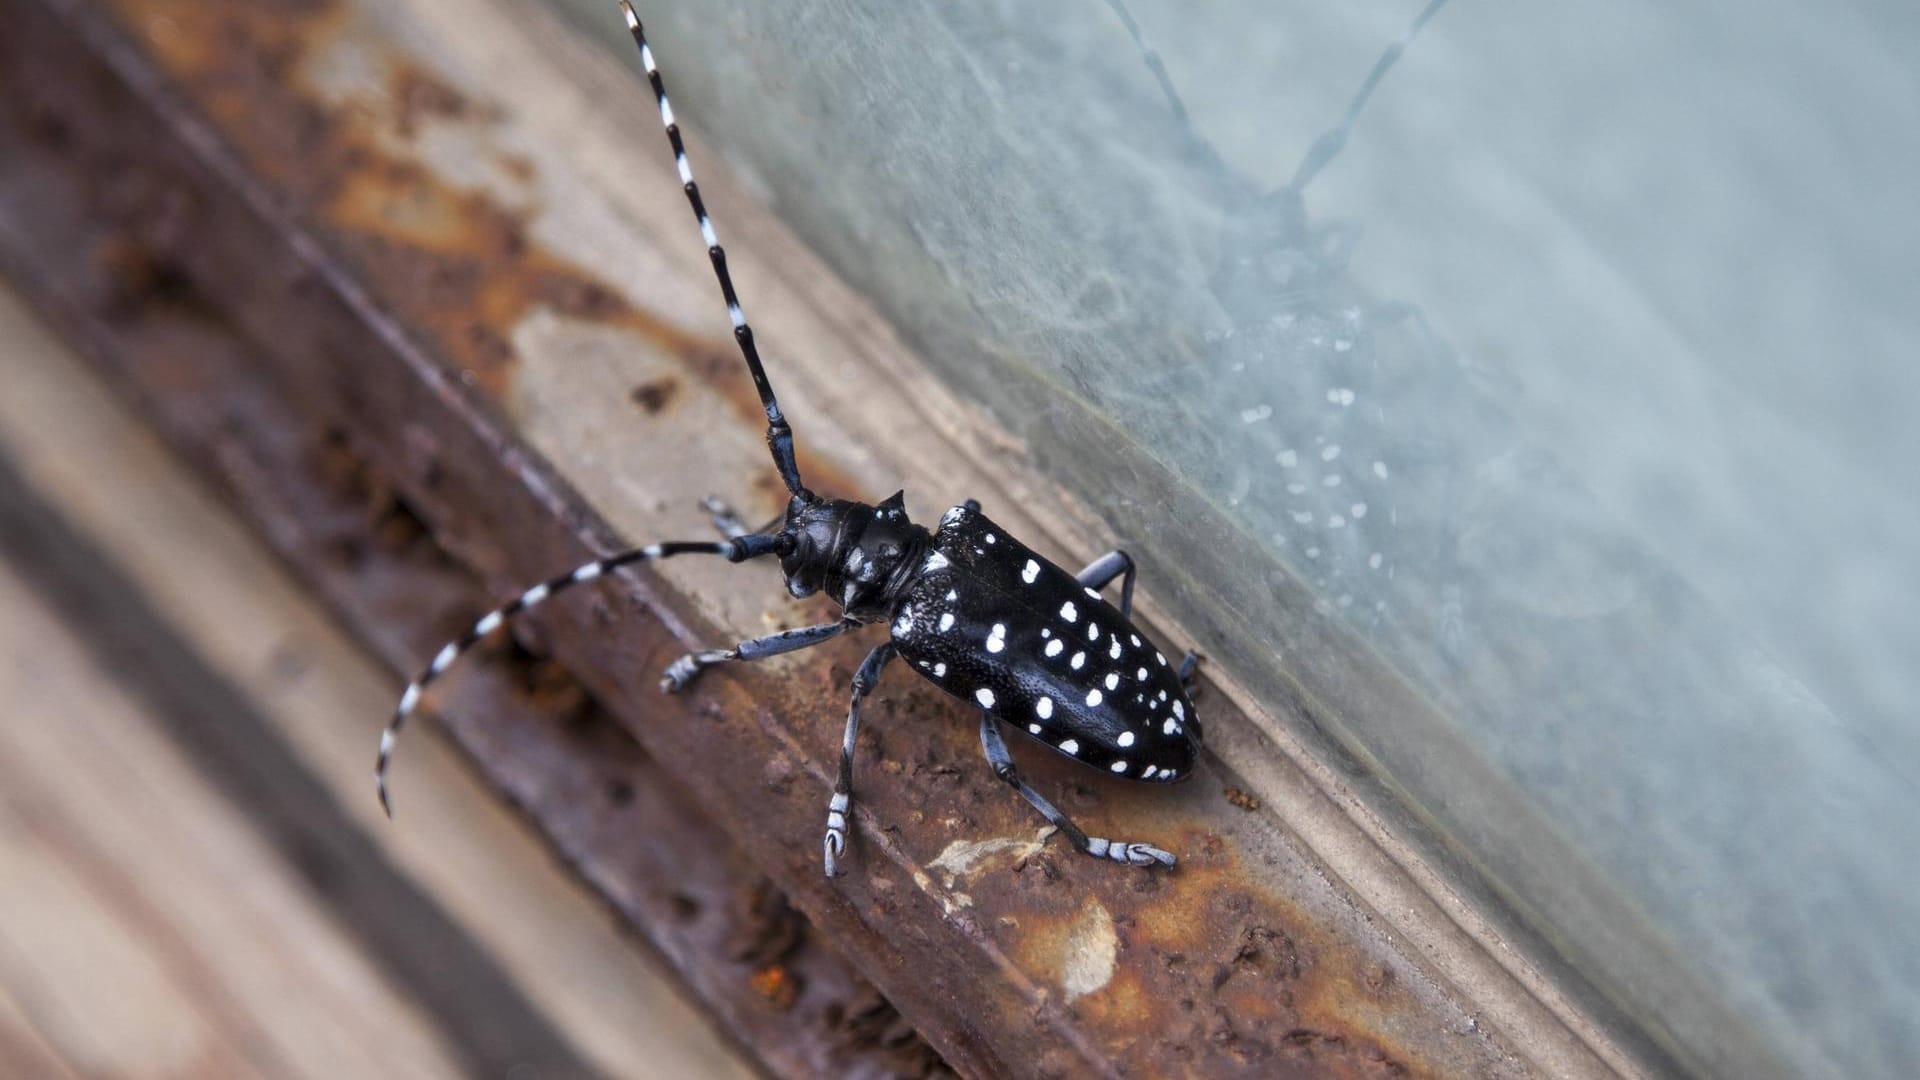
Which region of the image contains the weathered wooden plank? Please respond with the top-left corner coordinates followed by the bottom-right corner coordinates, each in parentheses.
top-left (0, 0), bottom-right (1629, 1076)
top-left (0, 285), bottom-right (765, 1080)
top-left (0, 567), bottom-right (475, 1080)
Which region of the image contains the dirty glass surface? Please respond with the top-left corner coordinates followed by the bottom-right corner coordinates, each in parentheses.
top-left (565, 1), bottom-right (1920, 1076)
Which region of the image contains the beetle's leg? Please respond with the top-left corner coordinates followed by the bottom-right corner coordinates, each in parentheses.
top-left (1075, 549), bottom-right (1137, 618)
top-left (978, 714), bottom-right (1175, 868)
top-left (378, 534), bottom-right (782, 815)
top-left (824, 642), bottom-right (895, 877)
top-left (700, 495), bottom-right (784, 540)
top-left (1178, 650), bottom-right (1205, 698)
top-left (661, 617), bottom-right (859, 693)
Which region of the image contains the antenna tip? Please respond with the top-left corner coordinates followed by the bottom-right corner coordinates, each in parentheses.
top-left (619, 1), bottom-right (639, 30)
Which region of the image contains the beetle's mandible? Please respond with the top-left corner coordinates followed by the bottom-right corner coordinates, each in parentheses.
top-left (374, 1), bottom-right (1203, 876)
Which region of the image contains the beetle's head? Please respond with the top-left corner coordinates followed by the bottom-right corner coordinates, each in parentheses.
top-left (778, 491), bottom-right (928, 618)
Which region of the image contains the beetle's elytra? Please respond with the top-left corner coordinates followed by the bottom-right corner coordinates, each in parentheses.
top-left (376, 1), bottom-right (1202, 876)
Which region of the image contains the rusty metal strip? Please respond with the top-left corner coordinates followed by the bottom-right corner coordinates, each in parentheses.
top-left (0, 0), bottom-right (1587, 1076)
top-left (0, 17), bottom-right (941, 1080)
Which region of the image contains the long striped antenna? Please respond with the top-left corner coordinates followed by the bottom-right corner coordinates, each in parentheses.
top-left (376, 539), bottom-right (767, 815)
top-left (618, 2), bottom-right (812, 502)
top-left (1105, 0), bottom-right (1450, 198)
top-left (1287, 0), bottom-right (1450, 194)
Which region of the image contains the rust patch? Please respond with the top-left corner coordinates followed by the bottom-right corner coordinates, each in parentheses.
top-left (629, 375), bottom-right (680, 416)
top-left (96, 0), bottom-right (863, 498)
top-left (1224, 785), bottom-right (1262, 811)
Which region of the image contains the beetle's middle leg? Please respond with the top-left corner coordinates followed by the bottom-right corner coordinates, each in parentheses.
top-left (978, 713), bottom-right (1175, 868)
top-left (1079, 550), bottom-right (1205, 700)
top-left (823, 642), bottom-right (894, 877)
top-left (1074, 549), bottom-right (1136, 617)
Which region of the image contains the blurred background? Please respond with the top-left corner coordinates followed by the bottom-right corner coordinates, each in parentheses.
top-left (3, 0), bottom-right (1916, 1076)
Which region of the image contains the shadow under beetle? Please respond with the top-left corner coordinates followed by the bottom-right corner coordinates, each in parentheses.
top-left (376, 1), bottom-right (1203, 876)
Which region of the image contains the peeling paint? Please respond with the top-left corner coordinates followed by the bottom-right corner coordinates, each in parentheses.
top-left (1058, 898), bottom-right (1118, 1002)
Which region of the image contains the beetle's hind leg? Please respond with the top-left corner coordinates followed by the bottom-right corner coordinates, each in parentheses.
top-left (978, 714), bottom-right (1175, 868)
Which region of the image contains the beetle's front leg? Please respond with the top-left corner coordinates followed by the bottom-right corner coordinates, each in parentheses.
top-left (661, 618), bottom-right (856, 692)
top-left (824, 643), bottom-right (894, 877)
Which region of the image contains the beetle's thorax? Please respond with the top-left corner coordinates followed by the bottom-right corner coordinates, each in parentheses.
top-left (778, 491), bottom-right (930, 620)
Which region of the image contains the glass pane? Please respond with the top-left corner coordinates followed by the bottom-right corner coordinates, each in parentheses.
top-left (565, 1), bottom-right (1920, 1075)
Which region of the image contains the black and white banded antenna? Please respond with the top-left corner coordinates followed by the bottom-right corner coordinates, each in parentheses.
top-left (1105, 0), bottom-right (1451, 199)
top-left (374, 540), bottom-right (778, 815)
top-left (620, 0), bottom-right (811, 504)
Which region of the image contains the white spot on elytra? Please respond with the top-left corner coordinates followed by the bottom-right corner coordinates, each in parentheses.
top-left (1022, 559), bottom-right (1040, 584)
top-left (1293, 511), bottom-right (1314, 525)
top-left (1029, 724), bottom-right (1043, 734)
top-left (1172, 701), bottom-right (1185, 720)
top-left (1037, 696), bottom-right (1054, 719)
top-left (1059, 600), bottom-right (1078, 622)
top-left (1277, 449), bottom-right (1298, 468)
top-left (1324, 474), bottom-right (1343, 488)
top-left (1130, 635), bottom-right (1141, 647)
top-left (1328, 387), bottom-right (1356, 406)
top-left (1287, 482), bottom-right (1309, 495)
top-left (933, 662), bottom-right (947, 677)
top-left (1087, 623), bottom-right (1100, 641)
top-left (1110, 760), bottom-right (1129, 773)
top-left (986, 623), bottom-right (1007, 653)
top-left (1351, 502), bottom-right (1368, 519)
top-left (1086, 688), bottom-right (1103, 707)
top-left (1373, 461), bottom-right (1390, 479)
top-left (1156, 652), bottom-right (1167, 666)
top-left (1070, 652), bottom-right (1086, 670)
top-left (1118, 731), bottom-right (1135, 747)
top-left (1108, 638), bottom-right (1122, 660)
top-left (1370, 552), bottom-right (1384, 570)
top-left (985, 533), bottom-right (997, 544)
top-left (1322, 444), bottom-right (1342, 462)
top-left (1084, 587), bottom-right (1100, 600)
top-left (1060, 739), bottom-right (1080, 755)
top-left (1240, 404), bottom-right (1273, 423)
top-left (1163, 717), bottom-right (1178, 735)
top-left (1137, 667), bottom-right (1148, 680)
top-left (1046, 639), bottom-right (1065, 658)
top-left (976, 688), bottom-right (996, 708)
